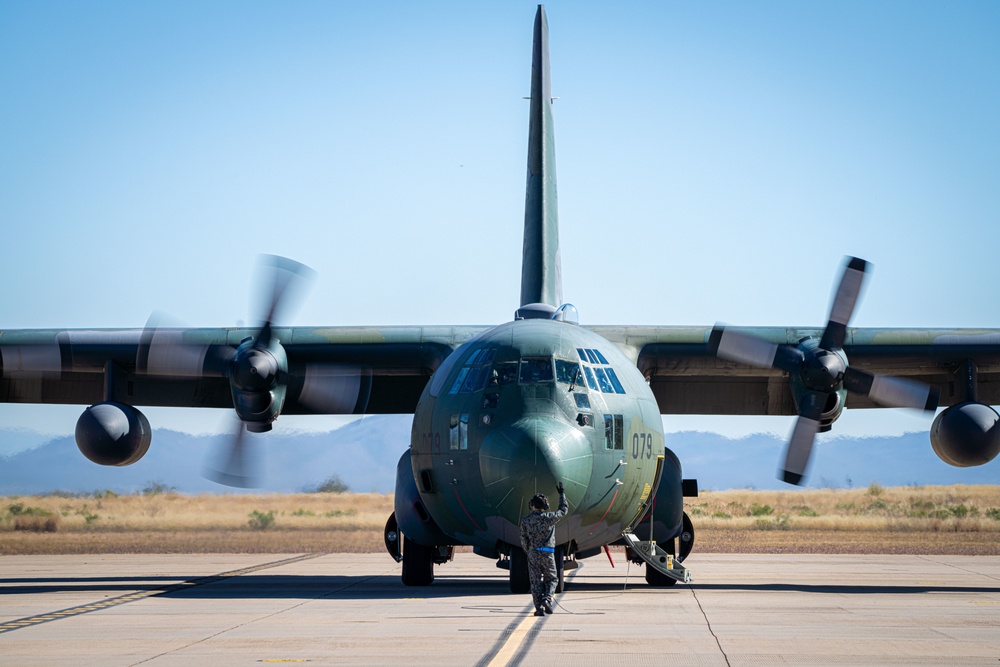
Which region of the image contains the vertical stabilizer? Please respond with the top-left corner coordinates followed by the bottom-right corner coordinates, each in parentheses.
top-left (520, 5), bottom-right (562, 310)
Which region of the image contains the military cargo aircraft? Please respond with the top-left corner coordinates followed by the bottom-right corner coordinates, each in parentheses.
top-left (2, 6), bottom-right (999, 591)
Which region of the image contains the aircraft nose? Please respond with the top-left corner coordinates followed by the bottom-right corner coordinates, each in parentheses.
top-left (480, 415), bottom-right (592, 526)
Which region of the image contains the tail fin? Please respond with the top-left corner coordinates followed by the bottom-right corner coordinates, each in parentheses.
top-left (519, 5), bottom-right (562, 310)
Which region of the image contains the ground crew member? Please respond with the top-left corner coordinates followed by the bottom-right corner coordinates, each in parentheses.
top-left (519, 482), bottom-right (567, 616)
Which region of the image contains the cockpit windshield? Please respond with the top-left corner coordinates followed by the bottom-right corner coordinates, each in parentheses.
top-left (492, 362), bottom-right (518, 385)
top-left (555, 359), bottom-right (581, 384)
top-left (519, 358), bottom-right (554, 384)
top-left (481, 356), bottom-right (615, 390)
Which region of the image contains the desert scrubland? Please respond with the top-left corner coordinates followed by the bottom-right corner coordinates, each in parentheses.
top-left (2, 484), bottom-right (999, 555)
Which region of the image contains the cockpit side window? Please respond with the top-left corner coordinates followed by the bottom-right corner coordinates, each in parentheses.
top-left (448, 347), bottom-right (497, 395)
top-left (573, 347), bottom-right (627, 395)
top-left (604, 413), bottom-right (624, 450)
top-left (605, 367), bottom-right (626, 394)
top-left (461, 366), bottom-right (489, 393)
top-left (448, 367), bottom-right (471, 394)
top-left (593, 367), bottom-right (614, 393)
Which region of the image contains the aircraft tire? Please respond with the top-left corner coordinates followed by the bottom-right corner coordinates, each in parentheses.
top-left (678, 511), bottom-right (695, 562)
top-left (401, 539), bottom-right (435, 586)
top-left (644, 563), bottom-right (678, 587)
top-left (554, 545), bottom-right (565, 593)
top-left (509, 547), bottom-right (530, 594)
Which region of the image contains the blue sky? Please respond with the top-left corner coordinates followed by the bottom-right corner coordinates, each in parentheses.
top-left (1, 1), bottom-right (998, 441)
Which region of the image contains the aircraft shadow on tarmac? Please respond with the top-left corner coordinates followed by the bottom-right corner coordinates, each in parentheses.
top-left (5, 572), bottom-right (1000, 599)
top-left (687, 582), bottom-right (1000, 595)
top-left (1, 574), bottom-right (516, 600)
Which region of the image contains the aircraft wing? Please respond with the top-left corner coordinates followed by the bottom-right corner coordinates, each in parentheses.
top-left (6, 324), bottom-right (1000, 417)
top-left (591, 326), bottom-right (1000, 415)
top-left (0, 326), bottom-right (488, 414)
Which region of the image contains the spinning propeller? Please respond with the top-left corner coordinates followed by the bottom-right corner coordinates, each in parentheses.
top-left (709, 257), bottom-right (939, 485)
top-left (137, 255), bottom-right (370, 487)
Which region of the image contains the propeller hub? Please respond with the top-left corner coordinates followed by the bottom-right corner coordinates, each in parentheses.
top-left (801, 349), bottom-right (845, 393)
top-left (233, 348), bottom-right (279, 391)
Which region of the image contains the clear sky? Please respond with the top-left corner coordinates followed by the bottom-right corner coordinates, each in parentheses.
top-left (1, 1), bottom-right (998, 441)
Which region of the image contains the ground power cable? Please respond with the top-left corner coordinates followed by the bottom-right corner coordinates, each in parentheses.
top-left (552, 555), bottom-right (633, 615)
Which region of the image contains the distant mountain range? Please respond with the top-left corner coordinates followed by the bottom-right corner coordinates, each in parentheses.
top-left (666, 430), bottom-right (999, 490)
top-left (0, 415), bottom-right (997, 495)
top-left (0, 416), bottom-right (412, 496)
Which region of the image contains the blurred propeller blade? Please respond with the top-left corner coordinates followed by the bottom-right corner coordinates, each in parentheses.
top-left (253, 255), bottom-right (317, 345)
top-left (781, 390), bottom-right (826, 486)
top-left (711, 326), bottom-right (779, 368)
top-left (203, 421), bottom-right (262, 488)
top-left (297, 365), bottom-right (373, 414)
top-left (819, 257), bottom-right (868, 351)
top-left (140, 254), bottom-right (361, 485)
top-left (781, 415), bottom-right (821, 486)
top-left (137, 312), bottom-right (234, 377)
top-left (0, 343), bottom-right (63, 375)
top-left (843, 367), bottom-right (939, 411)
top-left (711, 325), bottom-right (804, 373)
top-left (713, 256), bottom-right (937, 486)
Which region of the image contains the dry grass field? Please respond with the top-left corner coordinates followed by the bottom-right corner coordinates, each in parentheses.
top-left (0, 492), bottom-right (394, 555)
top-left (688, 484), bottom-right (1000, 555)
top-left (1, 485), bottom-right (999, 555)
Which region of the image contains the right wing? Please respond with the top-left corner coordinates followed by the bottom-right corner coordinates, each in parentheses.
top-left (0, 325), bottom-right (488, 414)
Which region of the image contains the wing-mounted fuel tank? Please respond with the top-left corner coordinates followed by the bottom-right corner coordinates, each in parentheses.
top-left (931, 402), bottom-right (1000, 466)
top-left (75, 402), bottom-right (152, 466)
top-left (928, 359), bottom-right (1000, 466)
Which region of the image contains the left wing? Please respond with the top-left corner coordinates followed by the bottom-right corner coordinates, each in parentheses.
top-left (596, 254), bottom-right (1000, 485)
top-left (596, 324), bottom-right (1000, 484)
top-left (601, 326), bottom-right (1000, 415)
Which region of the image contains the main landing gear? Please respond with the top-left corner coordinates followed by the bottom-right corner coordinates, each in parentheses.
top-left (624, 511), bottom-right (695, 586)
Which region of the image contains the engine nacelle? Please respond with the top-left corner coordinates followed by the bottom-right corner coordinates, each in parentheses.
top-left (790, 374), bottom-right (846, 433)
top-left (930, 402), bottom-right (1000, 467)
top-left (75, 402), bottom-right (152, 466)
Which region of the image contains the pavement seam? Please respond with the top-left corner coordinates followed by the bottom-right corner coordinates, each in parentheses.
top-left (916, 554), bottom-right (1000, 583)
top-left (0, 553), bottom-right (320, 637)
top-left (128, 554), bottom-right (384, 666)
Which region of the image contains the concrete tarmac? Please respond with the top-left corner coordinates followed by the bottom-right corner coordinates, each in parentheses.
top-left (1, 552), bottom-right (999, 666)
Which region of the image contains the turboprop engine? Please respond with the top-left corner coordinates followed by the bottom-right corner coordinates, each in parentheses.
top-left (930, 402), bottom-right (1000, 467)
top-left (75, 401), bottom-right (152, 466)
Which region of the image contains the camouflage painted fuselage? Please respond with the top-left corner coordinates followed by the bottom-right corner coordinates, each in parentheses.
top-left (408, 318), bottom-right (666, 556)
